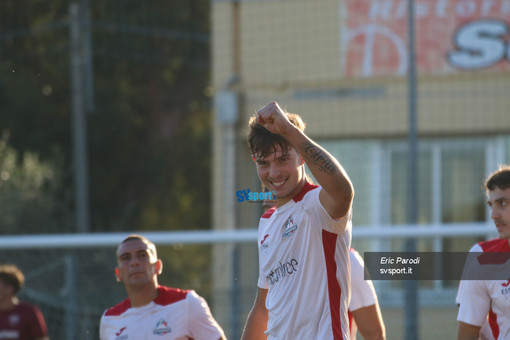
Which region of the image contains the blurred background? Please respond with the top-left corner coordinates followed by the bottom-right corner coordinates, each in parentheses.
top-left (1, 0), bottom-right (509, 339)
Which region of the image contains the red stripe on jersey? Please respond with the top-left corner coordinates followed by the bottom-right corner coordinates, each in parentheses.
top-left (478, 238), bottom-right (507, 339)
top-left (261, 182), bottom-right (318, 219)
top-left (154, 286), bottom-right (189, 306)
top-left (478, 238), bottom-right (510, 252)
top-left (477, 252), bottom-right (510, 265)
top-left (348, 248), bottom-right (355, 333)
top-left (261, 206), bottom-right (276, 219)
top-left (348, 310), bottom-right (353, 333)
top-left (293, 182), bottom-right (319, 203)
top-left (104, 286), bottom-right (189, 316)
top-left (104, 299), bottom-right (131, 316)
top-left (322, 229), bottom-right (343, 340)
top-left (476, 238), bottom-right (510, 264)
top-left (489, 308), bottom-right (499, 339)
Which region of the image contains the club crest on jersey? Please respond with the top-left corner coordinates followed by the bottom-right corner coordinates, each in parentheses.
top-left (282, 216), bottom-right (298, 238)
top-left (153, 319), bottom-right (172, 336)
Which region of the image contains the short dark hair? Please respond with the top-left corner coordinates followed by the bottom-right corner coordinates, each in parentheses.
top-left (0, 264), bottom-right (25, 295)
top-left (117, 234), bottom-right (158, 258)
top-left (247, 112), bottom-right (306, 159)
top-left (485, 165), bottom-right (510, 191)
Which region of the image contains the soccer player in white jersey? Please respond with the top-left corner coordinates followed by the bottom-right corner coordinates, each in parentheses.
top-left (241, 101), bottom-right (355, 340)
top-left (99, 234), bottom-right (226, 340)
top-left (262, 193), bottom-right (385, 340)
top-left (456, 165), bottom-right (510, 340)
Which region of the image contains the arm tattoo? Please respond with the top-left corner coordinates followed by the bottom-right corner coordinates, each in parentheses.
top-left (299, 142), bottom-right (337, 175)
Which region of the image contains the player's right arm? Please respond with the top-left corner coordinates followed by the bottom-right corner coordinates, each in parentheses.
top-left (255, 101), bottom-right (354, 221)
top-left (457, 321), bottom-right (481, 340)
top-left (241, 288), bottom-right (268, 340)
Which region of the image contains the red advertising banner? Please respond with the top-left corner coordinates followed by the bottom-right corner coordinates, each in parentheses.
top-left (342, 0), bottom-right (510, 78)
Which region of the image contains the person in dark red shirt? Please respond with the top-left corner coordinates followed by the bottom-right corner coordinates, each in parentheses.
top-left (0, 264), bottom-right (49, 340)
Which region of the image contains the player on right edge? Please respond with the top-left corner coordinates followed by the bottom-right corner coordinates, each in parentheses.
top-left (456, 165), bottom-right (510, 340)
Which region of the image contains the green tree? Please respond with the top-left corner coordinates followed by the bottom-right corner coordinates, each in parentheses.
top-left (0, 0), bottom-right (212, 233)
top-left (0, 132), bottom-right (71, 233)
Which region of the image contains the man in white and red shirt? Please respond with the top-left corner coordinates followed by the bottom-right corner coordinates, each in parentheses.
top-left (99, 234), bottom-right (225, 340)
top-left (349, 249), bottom-right (385, 340)
top-left (456, 165), bottom-right (510, 340)
top-left (261, 198), bottom-right (384, 340)
top-left (241, 102), bottom-right (355, 340)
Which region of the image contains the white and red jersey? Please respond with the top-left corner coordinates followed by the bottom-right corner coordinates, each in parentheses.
top-left (348, 249), bottom-right (379, 340)
top-left (456, 238), bottom-right (510, 340)
top-left (99, 285), bottom-right (225, 340)
top-left (257, 182), bottom-right (352, 340)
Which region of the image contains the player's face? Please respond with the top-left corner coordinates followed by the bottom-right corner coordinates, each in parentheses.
top-left (116, 239), bottom-right (159, 287)
top-left (254, 145), bottom-right (305, 206)
top-left (0, 279), bottom-right (14, 302)
top-left (487, 187), bottom-right (510, 240)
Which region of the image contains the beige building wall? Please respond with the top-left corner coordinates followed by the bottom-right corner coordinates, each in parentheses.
top-left (214, 0), bottom-right (510, 137)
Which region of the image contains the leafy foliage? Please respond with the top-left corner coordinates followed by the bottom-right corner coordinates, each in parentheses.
top-left (0, 0), bottom-right (211, 233)
top-left (0, 133), bottom-right (72, 233)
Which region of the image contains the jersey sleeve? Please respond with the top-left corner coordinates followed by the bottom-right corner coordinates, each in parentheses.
top-left (99, 312), bottom-right (108, 340)
top-left (349, 250), bottom-right (378, 311)
top-left (28, 304), bottom-right (49, 338)
top-left (257, 225), bottom-right (269, 289)
top-left (258, 267), bottom-right (269, 289)
top-left (186, 290), bottom-right (225, 340)
top-left (303, 186), bottom-right (352, 234)
top-left (456, 243), bottom-right (483, 305)
top-left (457, 279), bottom-right (490, 327)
